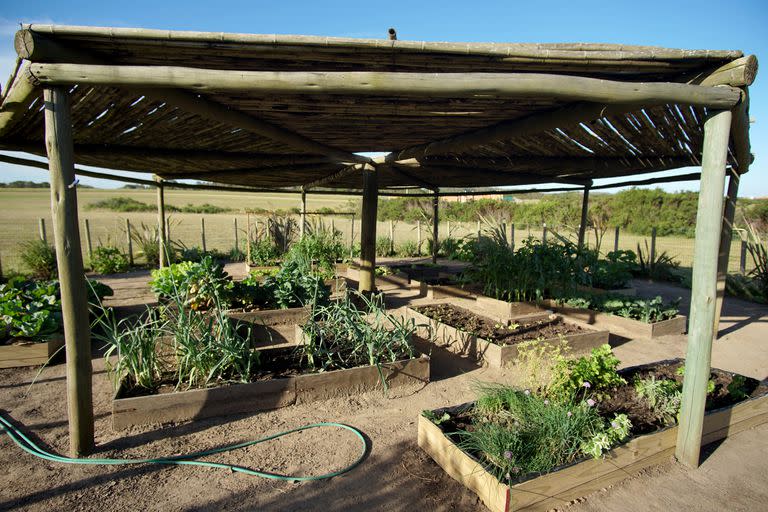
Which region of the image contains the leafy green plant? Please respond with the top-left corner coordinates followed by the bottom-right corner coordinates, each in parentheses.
top-left (289, 223), bottom-right (345, 278)
top-left (376, 236), bottom-right (394, 257)
top-left (635, 241), bottom-right (680, 281)
top-left (248, 237), bottom-right (281, 266)
top-left (90, 246), bottom-right (130, 274)
top-left (727, 374), bottom-right (749, 401)
top-left (262, 252), bottom-right (331, 309)
top-left (558, 294), bottom-right (680, 323)
top-left (547, 344), bottom-right (626, 403)
top-left (129, 221), bottom-right (173, 266)
top-left (150, 256), bottom-right (233, 310)
top-left (0, 281), bottom-right (60, 341)
top-left (19, 239), bottom-right (57, 279)
top-left (634, 375), bottom-right (682, 426)
top-left (396, 240), bottom-right (419, 257)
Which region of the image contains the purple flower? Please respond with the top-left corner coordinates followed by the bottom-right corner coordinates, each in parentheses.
top-left (582, 381), bottom-right (592, 389)
top-left (511, 466), bottom-right (521, 474)
top-left (524, 389), bottom-right (531, 396)
top-left (567, 411), bottom-right (573, 417)
top-left (504, 451), bottom-right (513, 460)
top-left (587, 398), bottom-right (596, 407)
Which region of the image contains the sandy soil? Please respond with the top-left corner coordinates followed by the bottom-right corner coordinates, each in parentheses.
top-left (1, 275), bottom-right (767, 512)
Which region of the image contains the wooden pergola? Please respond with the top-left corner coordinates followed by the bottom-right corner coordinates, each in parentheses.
top-left (0, 25), bottom-right (757, 468)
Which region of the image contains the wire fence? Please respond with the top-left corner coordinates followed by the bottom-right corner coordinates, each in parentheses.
top-left (0, 212), bottom-right (757, 277)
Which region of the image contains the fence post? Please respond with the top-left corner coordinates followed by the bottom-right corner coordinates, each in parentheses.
top-left (739, 239), bottom-right (747, 274)
top-left (447, 220), bottom-right (451, 237)
top-left (542, 223), bottom-right (548, 245)
top-left (417, 220), bottom-right (422, 256)
top-left (125, 219), bottom-right (133, 266)
top-left (389, 220), bottom-right (394, 255)
top-left (476, 220), bottom-right (481, 240)
top-left (510, 223), bottom-right (515, 250)
top-left (614, 226), bottom-right (620, 253)
top-left (233, 217), bottom-right (238, 252)
top-left (650, 227), bottom-right (657, 267)
top-left (39, 218), bottom-right (47, 243)
top-left (350, 214), bottom-right (355, 256)
top-left (200, 217), bottom-right (207, 253)
top-left (165, 218), bottom-right (171, 243)
top-left (84, 218), bottom-right (93, 261)
top-left (245, 214), bottom-right (251, 268)
top-left (331, 217), bottom-right (335, 233)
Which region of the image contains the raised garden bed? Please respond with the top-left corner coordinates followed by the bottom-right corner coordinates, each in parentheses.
top-left (112, 347), bottom-right (430, 429)
top-left (0, 336), bottom-right (65, 369)
top-left (419, 361), bottom-right (768, 512)
top-left (577, 284), bottom-right (637, 297)
top-left (226, 306), bottom-right (310, 348)
top-left (541, 299), bottom-right (687, 338)
top-left (407, 302), bottom-right (607, 367)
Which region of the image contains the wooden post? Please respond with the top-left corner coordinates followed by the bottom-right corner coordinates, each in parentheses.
top-left (417, 220), bottom-right (422, 256)
top-left (359, 165), bottom-right (378, 292)
top-left (43, 86), bottom-right (94, 457)
top-left (233, 217), bottom-right (239, 252)
top-left (614, 226), bottom-right (620, 253)
top-left (510, 223), bottom-right (515, 250)
top-left (200, 217), bottom-right (207, 253)
top-left (578, 186), bottom-right (590, 250)
top-left (740, 240), bottom-right (747, 274)
top-left (676, 109), bottom-right (732, 468)
top-left (476, 220), bottom-right (481, 241)
top-left (542, 223), bottom-right (548, 245)
top-left (300, 188), bottom-right (307, 239)
top-left (155, 176), bottom-right (166, 268)
top-left (39, 218), bottom-right (47, 243)
top-left (650, 227), bottom-right (657, 267)
top-left (331, 217), bottom-right (335, 233)
top-left (350, 214), bottom-right (355, 258)
top-left (447, 220), bottom-right (452, 238)
top-left (125, 219), bottom-right (134, 266)
top-left (432, 192), bottom-right (439, 264)
top-left (83, 219), bottom-right (93, 261)
top-left (245, 214), bottom-right (251, 268)
top-left (389, 220), bottom-right (394, 255)
top-left (714, 172), bottom-right (740, 336)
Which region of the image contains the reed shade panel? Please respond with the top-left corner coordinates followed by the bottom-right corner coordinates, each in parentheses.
top-left (0, 24), bottom-right (755, 192)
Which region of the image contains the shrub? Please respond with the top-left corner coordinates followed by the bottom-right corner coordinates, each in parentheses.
top-left (19, 239), bottom-right (57, 279)
top-left (376, 236), bottom-right (394, 257)
top-left (248, 238), bottom-right (281, 266)
top-left (547, 344), bottom-right (626, 403)
top-left (90, 246), bottom-right (130, 274)
top-left (290, 223), bottom-right (345, 277)
top-left (86, 196), bottom-right (154, 212)
top-left (396, 240), bottom-right (419, 257)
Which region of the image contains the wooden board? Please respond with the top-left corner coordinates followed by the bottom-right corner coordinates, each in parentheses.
top-left (407, 307), bottom-right (607, 367)
top-left (226, 306), bottom-right (310, 347)
top-left (542, 300), bottom-right (687, 338)
top-left (418, 390), bottom-right (768, 512)
top-left (0, 337), bottom-right (65, 368)
top-left (576, 285), bottom-right (637, 297)
top-left (112, 354), bottom-right (430, 430)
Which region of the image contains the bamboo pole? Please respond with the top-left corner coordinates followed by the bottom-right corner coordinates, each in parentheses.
top-left (577, 186), bottom-right (590, 250)
top-left (201, 217), bottom-right (207, 253)
top-left (30, 63), bottom-right (743, 109)
top-left (43, 86), bottom-right (94, 457)
top-left (125, 219), bottom-right (134, 266)
top-left (38, 218), bottom-right (47, 243)
top-left (713, 173), bottom-right (740, 336)
top-left (358, 165), bottom-right (378, 292)
top-left (676, 109), bottom-right (732, 468)
top-left (83, 219), bottom-right (93, 261)
top-left (155, 177), bottom-right (167, 268)
top-left (432, 192), bottom-right (439, 264)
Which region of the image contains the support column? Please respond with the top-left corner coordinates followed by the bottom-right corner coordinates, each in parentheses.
top-left (714, 172), bottom-right (740, 336)
top-left (155, 176), bottom-right (166, 267)
top-left (676, 109), bottom-right (732, 468)
top-left (577, 185), bottom-right (590, 250)
top-left (432, 191), bottom-right (439, 264)
top-left (300, 187), bottom-right (307, 238)
top-left (358, 164), bottom-right (378, 293)
top-left (44, 86), bottom-right (94, 457)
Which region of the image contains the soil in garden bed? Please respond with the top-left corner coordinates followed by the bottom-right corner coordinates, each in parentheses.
top-left (413, 303), bottom-right (583, 346)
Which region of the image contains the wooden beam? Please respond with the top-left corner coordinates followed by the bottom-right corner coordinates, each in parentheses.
top-left (43, 86), bottom-right (94, 457)
top-left (432, 191), bottom-right (439, 264)
top-left (29, 63), bottom-right (743, 109)
top-left (14, 31), bottom-right (366, 164)
top-left (693, 55), bottom-right (758, 87)
top-left (304, 164), bottom-right (361, 189)
top-left (155, 175), bottom-right (167, 268)
top-left (384, 164), bottom-right (438, 191)
top-left (0, 61), bottom-right (39, 137)
top-left (676, 109), bottom-right (732, 468)
top-left (578, 185), bottom-right (590, 249)
top-left (358, 164), bottom-right (378, 293)
top-left (730, 88), bottom-right (752, 173)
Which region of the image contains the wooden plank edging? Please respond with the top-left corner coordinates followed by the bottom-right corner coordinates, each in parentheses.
top-left (0, 337), bottom-right (65, 369)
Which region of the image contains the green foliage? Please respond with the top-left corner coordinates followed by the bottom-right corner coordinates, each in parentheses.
top-left (90, 246), bottom-right (130, 274)
top-left (579, 250), bottom-right (636, 290)
top-left (580, 413), bottom-right (632, 459)
top-left (423, 410), bottom-right (451, 425)
top-left (559, 294), bottom-right (680, 323)
top-left (150, 256), bottom-right (232, 310)
top-left (376, 236), bottom-right (394, 257)
top-left (19, 239), bottom-right (57, 279)
top-left (634, 376), bottom-right (682, 426)
top-left (0, 280), bottom-right (60, 341)
top-left (290, 222), bottom-right (345, 277)
top-left (548, 344), bottom-right (626, 403)
top-left (635, 241), bottom-right (681, 281)
top-left (262, 252), bottom-right (330, 309)
top-left (396, 240), bottom-right (419, 257)
top-left (129, 221), bottom-right (164, 266)
top-left (248, 238), bottom-right (281, 265)
top-left (727, 375), bottom-right (749, 401)
top-left (86, 196), bottom-right (233, 213)
top-left (299, 290), bottom-right (415, 374)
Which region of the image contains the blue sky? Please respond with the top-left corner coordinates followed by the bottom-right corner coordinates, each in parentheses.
top-left (0, 0), bottom-right (766, 196)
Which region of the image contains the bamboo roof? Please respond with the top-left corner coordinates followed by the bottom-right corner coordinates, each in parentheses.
top-left (0, 25), bottom-right (756, 191)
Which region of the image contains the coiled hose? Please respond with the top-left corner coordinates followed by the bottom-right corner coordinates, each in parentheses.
top-left (0, 412), bottom-right (367, 482)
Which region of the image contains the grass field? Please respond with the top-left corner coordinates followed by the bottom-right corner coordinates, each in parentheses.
top-left (0, 187), bottom-right (755, 276)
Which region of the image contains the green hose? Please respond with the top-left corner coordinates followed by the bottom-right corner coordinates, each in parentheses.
top-left (0, 412), bottom-right (367, 482)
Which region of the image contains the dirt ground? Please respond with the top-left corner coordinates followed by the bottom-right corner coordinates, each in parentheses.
top-left (1, 270), bottom-right (767, 512)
